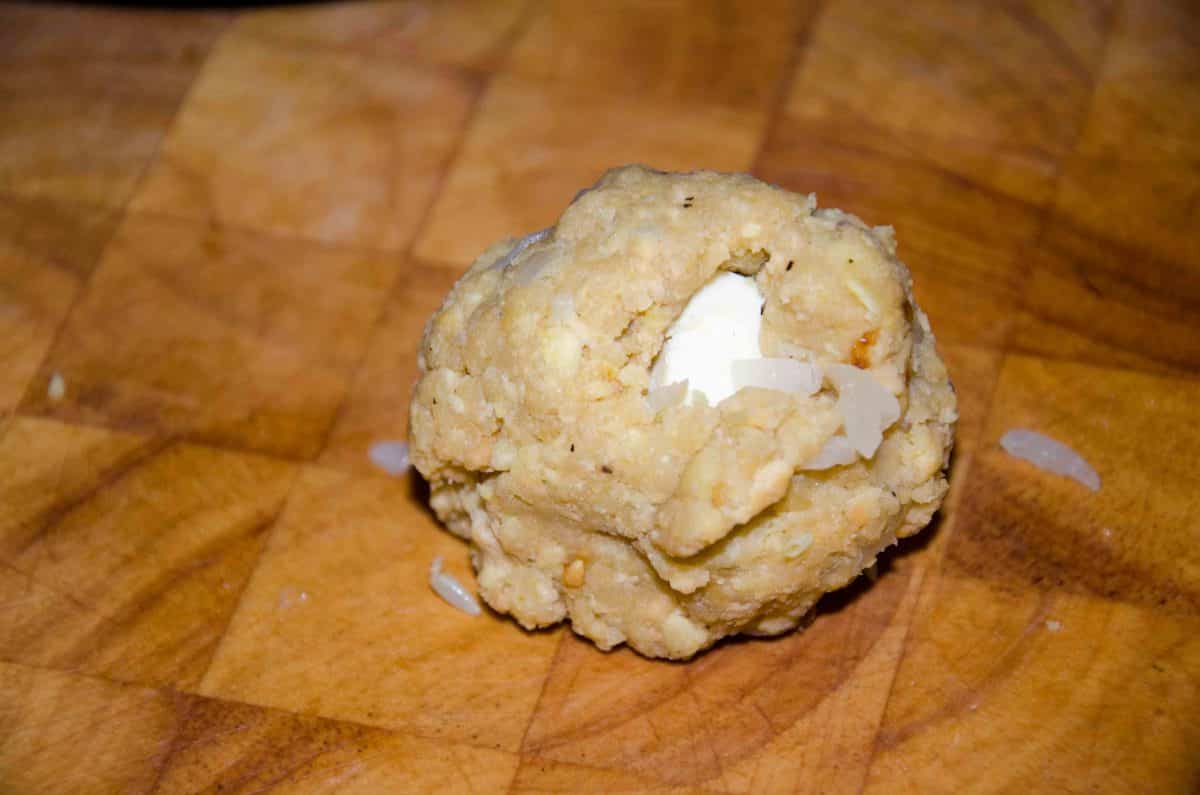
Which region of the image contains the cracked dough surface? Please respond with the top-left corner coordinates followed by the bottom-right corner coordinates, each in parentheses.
top-left (409, 165), bottom-right (957, 659)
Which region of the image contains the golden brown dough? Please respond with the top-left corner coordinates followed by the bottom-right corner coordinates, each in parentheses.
top-left (409, 166), bottom-right (956, 659)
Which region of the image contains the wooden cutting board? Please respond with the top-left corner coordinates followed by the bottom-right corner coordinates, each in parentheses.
top-left (1, 1), bottom-right (1198, 792)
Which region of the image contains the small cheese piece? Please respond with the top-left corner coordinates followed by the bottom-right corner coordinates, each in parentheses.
top-left (803, 434), bottom-right (857, 469)
top-left (730, 357), bottom-right (821, 396)
top-left (1000, 428), bottom-right (1100, 492)
top-left (47, 372), bottom-right (66, 402)
top-left (649, 272), bottom-right (764, 405)
top-left (826, 364), bottom-right (901, 458)
top-left (430, 556), bottom-right (482, 616)
top-left (368, 440), bottom-right (410, 475)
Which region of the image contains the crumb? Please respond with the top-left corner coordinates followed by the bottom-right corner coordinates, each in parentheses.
top-left (563, 559), bottom-right (586, 588)
top-left (47, 372), bottom-right (65, 402)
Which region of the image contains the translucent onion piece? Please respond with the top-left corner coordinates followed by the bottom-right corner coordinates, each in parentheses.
top-left (492, 227), bottom-right (552, 271)
top-left (730, 358), bottom-right (822, 396)
top-left (826, 364), bottom-right (900, 458)
top-left (1000, 429), bottom-right (1101, 492)
top-left (646, 379), bottom-right (688, 412)
top-left (513, 248), bottom-right (555, 286)
top-left (802, 434), bottom-right (858, 470)
top-left (429, 556), bottom-right (482, 616)
top-left (368, 441), bottom-right (410, 476)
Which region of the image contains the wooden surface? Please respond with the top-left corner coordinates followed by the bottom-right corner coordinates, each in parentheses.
top-left (1, 1), bottom-right (1198, 792)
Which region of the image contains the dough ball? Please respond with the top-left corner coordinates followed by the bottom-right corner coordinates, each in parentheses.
top-left (409, 165), bottom-right (956, 659)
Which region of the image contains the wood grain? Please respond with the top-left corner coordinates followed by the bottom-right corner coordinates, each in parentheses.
top-left (317, 263), bottom-right (463, 474)
top-left (950, 356), bottom-right (1200, 612)
top-left (0, 661), bottom-right (185, 794)
top-left (0, 417), bottom-right (296, 689)
top-left (154, 696), bottom-right (519, 794)
top-left (865, 577), bottom-right (1200, 793)
top-left (1, 0), bottom-right (1198, 792)
top-left (132, 30), bottom-right (477, 251)
top-left (414, 73), bottom-right (769, 267)
top-left (0, 4), bottom-right (225, 207)
top-left (198, 466), bottom-right (560, 751)
top-left (0, 195), bottom-right (121, 414)
top-left (23, 213), bottom-right (397, 458)
top-left (506, 0), bottom-right (815, 110)
top-left (233, 0), bottom-right (532, 71)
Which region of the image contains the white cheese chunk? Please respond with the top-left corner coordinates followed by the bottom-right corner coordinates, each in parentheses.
top-left (648, 271), bottom-right (899, 469)
top-left (649, 272), bottom-right (764, 405)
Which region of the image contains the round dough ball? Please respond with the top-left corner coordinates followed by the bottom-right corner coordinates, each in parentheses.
top-left (409, 165), bottom-right (956, 660)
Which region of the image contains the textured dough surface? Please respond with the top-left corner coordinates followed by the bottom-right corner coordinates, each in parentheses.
top-left (409, 166), bottom-right (957, 659)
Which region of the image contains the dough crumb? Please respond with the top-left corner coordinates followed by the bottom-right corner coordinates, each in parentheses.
top-left (563, 559), bottom-right (586, 588)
